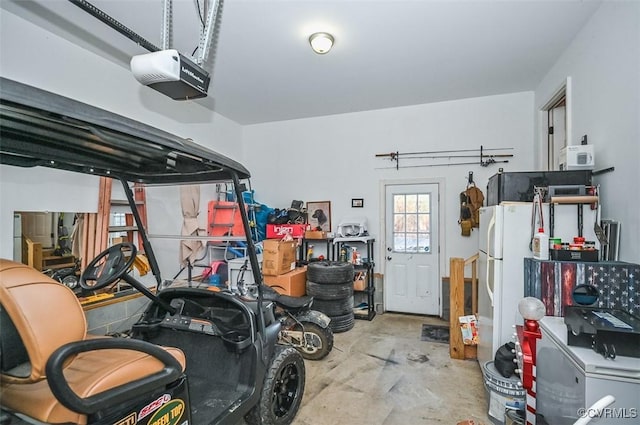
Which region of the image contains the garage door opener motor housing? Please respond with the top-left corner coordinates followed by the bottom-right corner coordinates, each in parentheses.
top-left (131, 49), bottom-right (210, 100)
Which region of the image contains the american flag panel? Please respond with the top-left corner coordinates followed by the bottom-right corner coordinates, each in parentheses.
top-left (524, 258), bottom-right (640, 316)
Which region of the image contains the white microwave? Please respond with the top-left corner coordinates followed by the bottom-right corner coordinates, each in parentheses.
top-left (559, 145), bottom-right (594, 170)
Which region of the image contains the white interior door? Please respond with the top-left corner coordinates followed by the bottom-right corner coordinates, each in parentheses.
top-left (20, 212), bottom-right (54, 248)
top-left (384, 183), bottom-right (439, 315)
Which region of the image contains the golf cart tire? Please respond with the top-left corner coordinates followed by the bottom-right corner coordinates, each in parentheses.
top-left (306, 261), bottom-right (354, 284)
top-left (245, 346), bottom-right (306, 425)
top-left (312, 296), bottom-right (354, 316)
top-left (328, 312), bottom-right (355, 333)
top-left (296, 322), bottom-right (334, 361)
top-left (306, 280), bottom-right (353, 300)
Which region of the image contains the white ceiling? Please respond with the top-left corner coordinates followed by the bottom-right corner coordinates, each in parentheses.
top-left (3, 0), bottom-right (602, 125)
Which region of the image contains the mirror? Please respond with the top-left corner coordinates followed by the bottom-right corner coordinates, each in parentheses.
top-left (15, 211), bottom-right (80, 264)
top-left (572, 284), bottom-right (599, 306)
top-left (14, 211), bottom-right (133, 295)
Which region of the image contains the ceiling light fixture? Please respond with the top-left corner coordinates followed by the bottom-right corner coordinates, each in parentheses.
top-left (309, 32), bottom-right (334, 54)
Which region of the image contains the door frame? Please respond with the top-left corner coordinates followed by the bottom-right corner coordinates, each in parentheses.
top-left (379, 177), bottom-right (446, 315)
top-left (538, 76), bottom-right (572, 170)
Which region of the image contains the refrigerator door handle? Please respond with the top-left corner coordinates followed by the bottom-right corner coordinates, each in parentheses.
top-left (485, 212), bottom-right (496, 307)
top-left (486, 256), bottom-right (495, 307)
top-left (487, 211), bottom-right (496, 258)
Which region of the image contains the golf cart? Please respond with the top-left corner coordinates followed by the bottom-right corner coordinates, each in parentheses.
top-left (0, 78), bottom-right (305, 424)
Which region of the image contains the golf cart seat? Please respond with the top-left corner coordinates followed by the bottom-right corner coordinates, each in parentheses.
top-left (0, 259), bottom-right (186, 424)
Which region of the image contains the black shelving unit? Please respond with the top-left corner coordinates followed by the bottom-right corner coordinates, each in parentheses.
top-left (300, 237), bottom-right (334, 262)
top-left (548, 193), bottom-right (600, 262)
top-left (333, 237), bottom-right (376, 321)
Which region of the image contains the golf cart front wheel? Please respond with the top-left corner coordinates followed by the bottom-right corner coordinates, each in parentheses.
top-left (245, 346), bottom-right (305, 425)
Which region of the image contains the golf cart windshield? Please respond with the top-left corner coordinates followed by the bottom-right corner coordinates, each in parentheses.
top-left (0, 77), bottom-right (261, 293)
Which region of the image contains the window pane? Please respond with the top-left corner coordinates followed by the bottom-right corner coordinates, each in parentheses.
top-left (406, 214), bottom-right (417, 232)
top-left (394, 195), bottom-right (405, 213)
top-left (418, 213), bottom-right (430, 232)
top-left (391, 192), bottom-right (432, 255)
top-left (406, 194), bottom-right (417, 213)
top-left (418, 233), bottom-right (431, 253)
top-left (418, 194), bottom-right (430, 213)
top-left (393, 233), bottom-right (406, 252)
top-left (110, 212), bottom-right (126, 226)
top-left (406, 234), bottom-right (418, 252)
top-left (394, 214), bottom-right (405, 232)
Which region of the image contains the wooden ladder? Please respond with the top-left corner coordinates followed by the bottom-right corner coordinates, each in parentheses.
top-left (80, 178), bottom-right (148, 270)
top-left (80, 177), bottom-right (111, 271)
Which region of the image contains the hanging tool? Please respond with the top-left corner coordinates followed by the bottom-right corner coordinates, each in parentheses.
top-left (591, 186), bottom-right (607, 245)
top-left (375, 145), bottom-right (513, 170)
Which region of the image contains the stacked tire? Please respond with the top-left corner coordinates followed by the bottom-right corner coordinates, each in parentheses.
top-left (306, 261), bottom-right (355, 333)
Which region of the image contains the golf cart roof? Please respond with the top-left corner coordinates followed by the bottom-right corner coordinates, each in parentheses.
top-left (0, 78), bottom-right (250, 183)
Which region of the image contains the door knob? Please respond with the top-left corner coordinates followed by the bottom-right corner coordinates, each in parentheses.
top-left (386, 256), bottom-right (392, 261)
top-left (387, 247), bottom-right (392, 252)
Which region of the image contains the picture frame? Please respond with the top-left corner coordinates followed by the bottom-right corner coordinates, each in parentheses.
top-left (306, 201), bottom-right (331, 232)
top-left (351, 198), bottom-right (364, 208)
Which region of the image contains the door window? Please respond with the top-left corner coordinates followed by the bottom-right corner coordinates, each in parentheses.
top-left (392, 193), bottom-right (431, 253)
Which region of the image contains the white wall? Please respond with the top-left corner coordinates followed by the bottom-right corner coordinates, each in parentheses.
top-left (534, 1), bottom-right (640, 262)
top-left (5, 1), bottom-right (636, 281)
top-left (0, 10), bottom-right (243, 276)
top-left (243, 92), bottom-right (535, 275)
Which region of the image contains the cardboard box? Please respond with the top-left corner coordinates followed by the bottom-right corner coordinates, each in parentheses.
top-left (264, 267), bottom-right (307, 297)
top-left (353, 271), bottom-right (367, 291)
top-left (459, 315), bottom-right (478, 345)
top-left (262, 239), bottom-right (297, 276)
top-left (304, 230), bottom-right (326, 239)
top-left (266, 224), bottom-right (307, 239)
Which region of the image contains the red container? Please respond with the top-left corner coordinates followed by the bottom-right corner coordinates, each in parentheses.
top-left (207, 201), bottom-right (246, 237)
top-left (266, 224), bottom-right (307, 239)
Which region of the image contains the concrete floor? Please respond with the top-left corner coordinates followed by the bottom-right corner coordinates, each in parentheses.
top-left (292, 312), bottom-right (491, 425)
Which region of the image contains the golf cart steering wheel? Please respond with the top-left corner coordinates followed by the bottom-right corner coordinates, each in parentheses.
top-left (80, 243), bottom-right (137, 290)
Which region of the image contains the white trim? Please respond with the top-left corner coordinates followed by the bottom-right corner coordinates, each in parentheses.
top-left (378, 177), bottom-right (446, 315)
top-left (526, 392), bottom-right (537, 409)
top-left (537, 76), bottom-right (572, 170)
top-left (526, 410), bottom-right (536, 425)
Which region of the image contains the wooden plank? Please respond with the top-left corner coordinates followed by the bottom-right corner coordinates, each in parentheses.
top-left (94, 177), bottom-right (112, 256)
top-left (25, 239), bottom-right (43, 270)
top-left (80, 213), bottom-right (89, 270)
top-left (83, 213), bottom-right (97, 271)
top-left (125, 214), bottom-right (135, 243)
top-left (449, 257), bottom-right (466, 360)
top-left (81, 286), bottom-right (156, 311)
top-left (93, 178), bottom-right (105, 255)
top-left (464, 344), bottom-right (477, 360)
top-left (134, 183), bottom-right (147, 251)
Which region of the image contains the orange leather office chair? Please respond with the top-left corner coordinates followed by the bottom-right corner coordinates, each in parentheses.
top-left (0, 259), bottom-right (185, 424)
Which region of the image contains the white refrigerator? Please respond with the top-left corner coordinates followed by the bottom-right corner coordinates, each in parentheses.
top-left (477, 202), bottom-right (600, 367)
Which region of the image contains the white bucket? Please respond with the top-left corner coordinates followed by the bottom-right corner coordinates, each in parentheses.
top-left (482, 361), bottom-right (526, 425)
